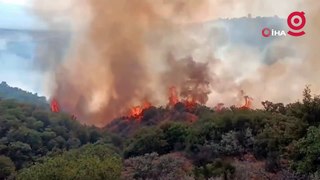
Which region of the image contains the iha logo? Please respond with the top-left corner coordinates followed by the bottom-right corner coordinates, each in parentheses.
top-left (262, 28), bottom-right (286, 37)
top-left (262, 11), bottom-right (306, 38)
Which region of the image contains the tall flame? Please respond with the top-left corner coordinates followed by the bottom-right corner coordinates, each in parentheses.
top-left (129, 100), bottom-right (151, 120)
top-left (184, 95), bottom-right (197, 110)
top-left (50, 98), bottom-right (60, 113)
top-left (130, 106), bottom-right (143, 119)
top-left (169, 86), bottom-right (179, 106)
top-left (241, 96), bottom-right (253, 109)
top-left (168, 86), bottom-right (197, 110)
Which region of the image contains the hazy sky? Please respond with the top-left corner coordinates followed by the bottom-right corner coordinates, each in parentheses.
top-left (0, 0), bottom-right (45, 29)
top-left (0, 0), bottom-right (45, 95)
top-left (0, 0), bottom-right (29, 5)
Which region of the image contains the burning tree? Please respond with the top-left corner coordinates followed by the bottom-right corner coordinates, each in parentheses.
top-left (168, 86), bottom-right (179, 107)
top-left (241, 96), bottom-right (253, 110)
top-left (50, 98), bottom-right (60, 113)
top-left (129, 101), bottom-right (152, 120)
top-left (180, 79), bottom-right (211, 110)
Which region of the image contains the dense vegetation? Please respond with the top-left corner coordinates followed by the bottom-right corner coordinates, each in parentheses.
top-left (0, 86), bottom-right (320, 179)
top-left (17, 144), bottom-right (122, 180)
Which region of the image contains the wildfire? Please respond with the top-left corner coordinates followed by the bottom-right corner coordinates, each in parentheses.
top-left (50, 98), bottom-right (60, 113)
top-left (129, 101), bottom-right (151, 120)
top-left (241, 96), bottom-right (253, 109)
top-left (184, 95), bottom-right (197, 110)
top-left (55, 85), bottom-right (254, 123)
top-left (169, 86), bottom-right (179, 106)
top-left (130, 106), bottom-right (143, 119)
top-left (168, 86), bottom-right (198, 110)
top-left (128, 85), bottom-right (201, 120)
top-left (50, 98), bottom-right (78, 120)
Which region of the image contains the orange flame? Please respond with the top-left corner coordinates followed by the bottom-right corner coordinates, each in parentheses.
top-left (130, 106), bottom-right (143, 119)
top-left (51, 99), bottom-right (77, 120)
top-left (50, 98), bottom-right (60, 113)
top-left (169, 86), bottom-right (179, 106)
top-left (241, 96), bottom-right (253, 109)
top-left (129, 101), bottom-right (151, 120)
top-left (168, 86), bottom-right (197, 110)
top-left (184, 95), bottom-right (196, 110)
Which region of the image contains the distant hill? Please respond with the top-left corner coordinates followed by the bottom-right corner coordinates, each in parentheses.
top-left (0, 81), bottom-right (48, 107)
top-left (179, 16), bottom-right (289, 65)
top-left (189, 15), bottom-right (286, 48)
top-left (215, 16), bottom-right (286, 48)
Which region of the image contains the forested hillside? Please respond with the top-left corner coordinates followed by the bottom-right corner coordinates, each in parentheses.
top-left (0, 82), bottom-right (47, 107)
top-left (0, 87), bottom-right (320, 179)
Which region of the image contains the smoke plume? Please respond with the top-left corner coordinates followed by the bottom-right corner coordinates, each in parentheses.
top-left (31, 0), bottom-right (214, 126)
top-left (31, 0), bottom-right (320, 126)
top-left (233, 0), bottom-right (320, 106)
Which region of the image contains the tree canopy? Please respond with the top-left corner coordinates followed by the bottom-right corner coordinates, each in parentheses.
top-left (0, 86), bottom-right (320, 179)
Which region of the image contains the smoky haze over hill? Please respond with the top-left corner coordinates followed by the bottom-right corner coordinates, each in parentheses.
top-left (0, 28), bottom-right (71, 94)
top-left (188, 15), bottom-right (289, 64)
top-left (2, 0), bottom-right (320, 179)
top-left (0, 15), bottom-right (293, 126)
top-left (195, 15), bottom-right (286, 48)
